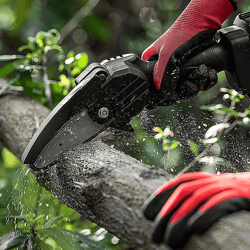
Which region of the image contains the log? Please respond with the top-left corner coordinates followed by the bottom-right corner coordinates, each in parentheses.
top-left (0, 93), bottom-right (250, 250)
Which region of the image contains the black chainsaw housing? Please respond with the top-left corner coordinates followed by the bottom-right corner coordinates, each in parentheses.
top-left (75, 54), bottom-right (151, 131)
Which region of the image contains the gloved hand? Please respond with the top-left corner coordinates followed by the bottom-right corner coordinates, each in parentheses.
top-left (142, 172), bottom-right (250, 249)
top-left (142, 0), bottom-right (237, 106)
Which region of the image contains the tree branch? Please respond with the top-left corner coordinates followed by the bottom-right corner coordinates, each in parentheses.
top-left (1, 93), bottom-right (250, 250)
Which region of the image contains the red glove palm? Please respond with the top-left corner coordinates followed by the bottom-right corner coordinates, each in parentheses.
top-left (143, 172), bottom-right (250, 248)
top-left (142, 0), bottom-right (235, 104)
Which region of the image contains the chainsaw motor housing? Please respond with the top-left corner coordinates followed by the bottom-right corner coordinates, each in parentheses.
top-left (75, 53), bottom-right (151, 131)
top-left (217, 11), bottom-right (250, 97)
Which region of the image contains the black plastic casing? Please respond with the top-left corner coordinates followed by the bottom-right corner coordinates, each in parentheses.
top-left (180, 11), bottom-right (250, 98)
top-left (217, 13), bottom-right (250, 97)
top-left (76, 53), bottom-right (151, 131)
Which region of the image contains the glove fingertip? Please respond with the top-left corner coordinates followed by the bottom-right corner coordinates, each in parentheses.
top-left (190, 197), bottom-right (250, 234)
top-left (188, 211), bottom-right (209, 234)
top-left (141, 46), bottom-right (157, 61)
top-left (151, 213), bottom-right (169, 244)
top-left (164, 219), bottom-right (192, 249)
top-left (142, 186), bottom-right (176, 221)
top-left (141, 192), bottom-right (158, 220)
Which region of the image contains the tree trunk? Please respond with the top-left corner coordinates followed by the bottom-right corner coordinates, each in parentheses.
top-left (1, 93), bottom-right (250, 250)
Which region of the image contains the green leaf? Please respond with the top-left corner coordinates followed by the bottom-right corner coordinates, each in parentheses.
top-left (201, 104), bottom-right (239, 116)
top-left (44, 216), bottom-right (66, 228)
top-left (37, 39), bottom-right (44, 48)
top-left (71, 67), bottom-right (81, 77)
top-left (214, 108), bottom-right (238, 116)
top-left (19, 45), bottom-right (33, 52)
top-left (0, 215), bottom-right (27, 222)
top-left (73, 231), bottom-right (108, 250)
top-left (33, 236), bottom-right (55, 250)
top-left (33, 214), bottom-right (47, 228)
top-left (59, 74), bottom-right (70, 86)
top-left (0, 74), bottom-right (20, 90)
top-left (17, 72), bottom-right (47, 106)
top-left (75, 52), bottom-right (88, 69)
top-left (201, 104), bottom-right (225, 111)
top-left (67, 51), bottom-right (75, 59)
top-left (48, 29), bottom-right (61, 42)
top-left (163, 141), bottom-right (179, 150)
top-left (58, 64), bottom-right (64, 72)
top-left (44, 45), bottom-right (63, 54)
top-left (170, 141), bottom-right (179, 149)
top-left (0, 63), bottom-right (14, 78)
top-left (38, 227), bottom-right (82, 250)
top-left (0, 55), bottom-right (26, 61)
top-left (202, 137), bottom-right (219, 144)
top-left (189, 140), bottom-right (199, 157)
top-left (162, 144), bottom-right (168, 150)
top-left (0, 74), bottom-right (20, 96)
top-left (0, 229), bottom-right (26, 249)
top-left (50, 83), bottom-right (65, 107)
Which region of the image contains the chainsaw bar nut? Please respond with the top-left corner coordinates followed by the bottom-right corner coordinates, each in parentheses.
top-left (99, 74), bottom-right (107, 83)
top-left (98, 107), bottom-right (109, 118)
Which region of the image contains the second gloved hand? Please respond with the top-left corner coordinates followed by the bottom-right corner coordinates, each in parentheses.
top-left (142, 172), bottom-right (250, 249)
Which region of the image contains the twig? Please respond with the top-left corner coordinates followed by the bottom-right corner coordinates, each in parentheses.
top-left (42, 66), bottom-right (53, 109)
top-left (223, 119), bottom-right (240, 134)
top-left (0, 75), bottom-right (20, 96)
top-left (58, 0), bottom-right (100, 45)
top-left (178, 100), bottom-right (236, 175)
top-left (164, 150), bottom-right (169, 171)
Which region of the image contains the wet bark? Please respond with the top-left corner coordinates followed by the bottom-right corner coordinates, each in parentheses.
top-left (1, 93), bottom-right (250, 250)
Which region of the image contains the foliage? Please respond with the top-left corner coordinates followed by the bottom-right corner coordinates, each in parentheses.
top-left (188, 140), bottom-right (199, 157)
top-left (200, 88), bottom-right (244, 116)
top-left (0, 29), bottom-right (88, 109)
top-left (153, 126), bottom-right (179, 151)
top-left (0, 156), bottom-right (127, 249)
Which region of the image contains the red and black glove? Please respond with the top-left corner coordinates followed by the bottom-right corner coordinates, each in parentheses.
top-left (142, 172), bottom-right (250, 249)
top-left (142, 0), bottom-right (237, 106)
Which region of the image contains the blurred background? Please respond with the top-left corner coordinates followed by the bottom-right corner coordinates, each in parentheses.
top-left (0, 0), bottom-right (193, 61)
top-left (1, 0), bottom-right (250, 249)
top-left (0, 0), bottom-right (245, 63)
